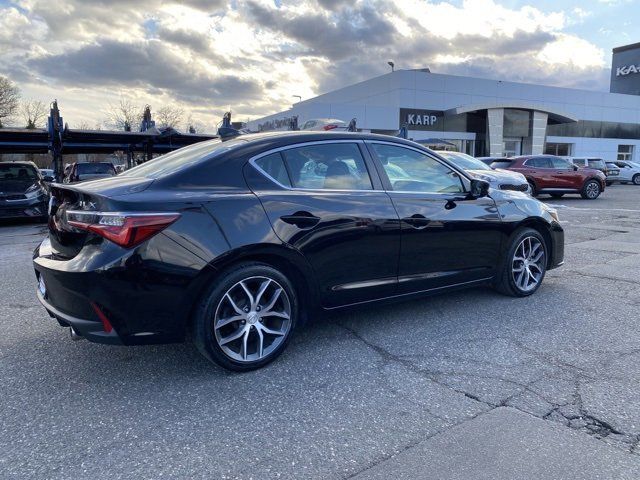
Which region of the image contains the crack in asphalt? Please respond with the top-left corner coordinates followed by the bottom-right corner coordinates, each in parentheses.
top-left (335, 321), bottom-right (640, 469)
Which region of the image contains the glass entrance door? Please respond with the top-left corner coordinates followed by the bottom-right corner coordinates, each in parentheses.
top-left (503, 138), bottom-right (522, 157)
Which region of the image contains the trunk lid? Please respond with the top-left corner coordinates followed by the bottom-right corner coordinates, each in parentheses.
top-left (47, 177), bottom-right (153, 259)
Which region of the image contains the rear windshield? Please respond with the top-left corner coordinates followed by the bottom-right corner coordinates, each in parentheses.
top-left (121, 138), bottom-right (245, 179)
top-left (0, 164), bottom-right (38, 180)
top-left (491, 161), bottom-right (512, 169)
top-left (77, 163), bottom-right (115, 174)
top-left (588, 159), bottom-right (605, 169)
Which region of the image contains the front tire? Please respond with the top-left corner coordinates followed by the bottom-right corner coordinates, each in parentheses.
top-left (633, 174), bottom-right (640, 185)
top-left (193, 262), bottom-right (298, 371)
top-left (581, 179), bottom-right (601, 199)
top-left (527, 181), bottom-right (537, 197)
top-left (494, 228), bottom-right (547, 297)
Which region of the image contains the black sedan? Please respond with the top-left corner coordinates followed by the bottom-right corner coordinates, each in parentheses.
top-left (0, 161), bottom-right (48, 220)
top-left (33, 132), bottom-right (564, 371)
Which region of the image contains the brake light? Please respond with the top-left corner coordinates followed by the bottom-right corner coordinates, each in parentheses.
top-left (66, 211), bottom-right (180, 248)
top-left (323, 124), bottom-right (338, 130)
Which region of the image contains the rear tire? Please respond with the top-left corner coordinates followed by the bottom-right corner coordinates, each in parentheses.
top-left (193, 262), bottom-right (298, 371)
top-left (581, 179), bottom-right (601, 199)
top-left (633, 174), bottom-right (640, 185)
top-left (494, 228), bottom-right (547, 297)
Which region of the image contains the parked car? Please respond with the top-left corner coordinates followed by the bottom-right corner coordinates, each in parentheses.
top-left (570, 157), bottom-right (608, 176)
top-left (0, 161), bottom-right (48, 220)
top-left (300, 118), bottom-right (348, 131)
top-left (64, 162), bottom-right (117, 183)
top-left (34, 132), bottom-right (564, 371)
top-left (605, 162), bottom-right (621, 185)
top-left (438, 151), bottom-right (530, 194)
top-left (39, 169), bottom-right (55, 182)
top-left (492, 155), bottom-right (606, 199)
top-left (608, 160), bottom-right (640, 185)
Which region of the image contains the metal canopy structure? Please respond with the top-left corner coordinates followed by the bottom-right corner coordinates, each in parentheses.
top-left (0, 101), bottom-right (217, 180)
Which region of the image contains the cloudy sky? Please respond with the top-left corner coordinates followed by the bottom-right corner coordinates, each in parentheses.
top-left (0, 0), bottom-right (636, 131)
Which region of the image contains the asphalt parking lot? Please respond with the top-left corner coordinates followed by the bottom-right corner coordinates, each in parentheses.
top-left (2, 186), bottom-right (640, 479)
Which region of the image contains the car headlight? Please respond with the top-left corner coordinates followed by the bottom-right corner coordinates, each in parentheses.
top-left (546, 207), bottom-right (560, 223)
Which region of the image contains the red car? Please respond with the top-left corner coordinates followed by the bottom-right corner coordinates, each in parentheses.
top-left (491, 155), bottom-right (606, 199)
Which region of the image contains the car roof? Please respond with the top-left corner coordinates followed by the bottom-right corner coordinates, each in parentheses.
top-left (0, 161), bottom-right (38, 167)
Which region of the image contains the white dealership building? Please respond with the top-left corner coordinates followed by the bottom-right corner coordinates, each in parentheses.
top-left (248, 42), bottom-right (640, 161)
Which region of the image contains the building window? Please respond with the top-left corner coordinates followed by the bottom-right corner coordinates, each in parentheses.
top-left (544, 143), bottom-right (573, 156)
top-left (617, 145), bottom-right (634, 161)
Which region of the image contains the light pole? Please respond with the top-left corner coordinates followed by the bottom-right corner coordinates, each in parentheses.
top-left (293, 95), bottom-right (302, 103)
top-left (388, 61), bottom-right (394, 72)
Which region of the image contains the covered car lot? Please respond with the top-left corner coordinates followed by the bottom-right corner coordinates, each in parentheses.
top-left (1, 186), bottom-right (640, 478)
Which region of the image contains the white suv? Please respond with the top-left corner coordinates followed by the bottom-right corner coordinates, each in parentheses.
top-left (609, 160), bottom-right (640, 185)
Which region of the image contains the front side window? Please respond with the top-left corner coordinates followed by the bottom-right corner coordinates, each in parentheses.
top-left (281, 143), bottom-right (372, 190)
top-left (551, 157), bottom-right (572, 169)
top-left (369, 143), bottom-right (464, 194)
top-left (525, 158), bottom-right (552, 168)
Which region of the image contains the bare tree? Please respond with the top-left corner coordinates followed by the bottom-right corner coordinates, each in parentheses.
top-left (0, 76), bottom-right (21, 127)
top-left (185, 113), bottom-right (207, 134)
top-left (74, 121), bottom-right (92, 130)
top-left (156, 105), bottom-right (184, 129)
top-left (105, 98), bottom-right (142, 131)
top-left (21, 99), bottom-right (47, 129)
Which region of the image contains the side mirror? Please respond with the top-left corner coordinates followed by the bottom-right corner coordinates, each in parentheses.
top-left (573, 164), bottom-right (579, 171)
top-left (470, 179), bottom-right (490, 198)
top-left (43, 175), bottom-right (54, 182)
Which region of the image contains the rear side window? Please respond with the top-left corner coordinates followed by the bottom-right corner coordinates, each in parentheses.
top-left (77, 163), bottom-right (115, 174)
top-left (281, 143), bottom-right (372, 190)
top-left (254, 153), bottom-right (291, 187)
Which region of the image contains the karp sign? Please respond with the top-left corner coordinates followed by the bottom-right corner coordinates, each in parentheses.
top-left (399, 108), bottom-right (444, 130)
top-left (616, 65), bottom-right (640, 76)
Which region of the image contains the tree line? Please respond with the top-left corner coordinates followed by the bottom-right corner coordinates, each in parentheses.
top-left (0, 75), bottom-right (206, 133)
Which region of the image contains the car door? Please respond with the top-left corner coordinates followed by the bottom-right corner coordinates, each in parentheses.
top-left (616, 162), bottom-right (633, 181)
top-left (246, 140), bottom-right (401, 308)
top-left (519, 157), bottom-right (554, 189)
top-left (365, 141), bottom-right (503, 294)
top-left (550, 157), bottom-right (579, 189)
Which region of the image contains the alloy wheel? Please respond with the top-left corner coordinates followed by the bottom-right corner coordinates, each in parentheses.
top-left (214, 276), bottom-right (292, 363)
top-left (512, 236), bottom-right (545, 292)
top-left (586, 181), bottom-right (600, 199)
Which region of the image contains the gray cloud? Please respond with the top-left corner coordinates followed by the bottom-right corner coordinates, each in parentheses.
top-left (245, 0), bottom-right (397, 60)
top-left (28, 40), bottom-right (262, 105)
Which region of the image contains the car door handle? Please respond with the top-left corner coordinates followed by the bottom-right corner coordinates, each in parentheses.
top-left (403, 214), bottom-right (430, 229)
top-left (280, 212), bottom-right (320, 229)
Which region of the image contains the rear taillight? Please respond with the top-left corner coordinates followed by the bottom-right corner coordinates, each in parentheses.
top-left (66, 211), bottom-right (180, 248)
top-left (323, 124), bottom-right (338, 131)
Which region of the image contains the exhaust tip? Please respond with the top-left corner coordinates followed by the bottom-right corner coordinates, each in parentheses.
top-left (69, 326), bottom-right (83, 341)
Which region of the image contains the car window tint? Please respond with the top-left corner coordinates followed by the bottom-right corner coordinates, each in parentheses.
top-left (255, 152), bottom-right (292, 187)
top-left (281, 143), bottom-right (372, 190)
top-left (369, 144), bottom-right (464, 194)
top-left (551, 157), bottom-right (571, 169)
top-left (491, 161), bottom-right (512, 169)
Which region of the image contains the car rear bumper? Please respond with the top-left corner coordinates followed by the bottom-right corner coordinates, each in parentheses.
top-left (36, 289), bottom-right (123, 344)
